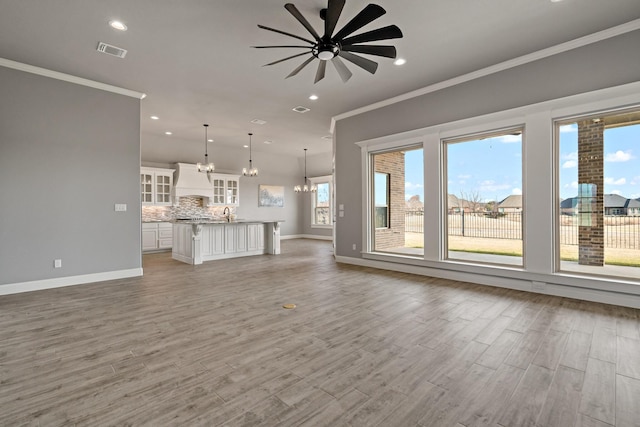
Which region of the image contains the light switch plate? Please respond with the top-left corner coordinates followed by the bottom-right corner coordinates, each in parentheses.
top-left (115, 204), bottom-right (127, 212)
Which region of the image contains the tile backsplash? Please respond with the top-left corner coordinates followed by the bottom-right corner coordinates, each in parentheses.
top-left (142, 197), bottom-right (236, 222)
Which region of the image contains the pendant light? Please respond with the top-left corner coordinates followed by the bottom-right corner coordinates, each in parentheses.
top-left (294, 148), bottom-right (317, 193)
top-left (242, 133), bottom-right (258, 176)
top-left (196, 124), bottom-right (214, 174)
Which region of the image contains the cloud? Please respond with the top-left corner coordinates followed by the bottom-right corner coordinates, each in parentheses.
top-left (511, 188), bottom-right (522, 195)
top-left (559, 124), bottom-right (577, 133)
top-left (605, 150), bottom-right (634, 162)
top-left (478, 180), bottom-right (511, 192)
top-left (498, 134), bottom-right (521, 144)
top-left (604, 177), bottom-right (626, 185)
top-left (564, 181), bottom-right (578, 189)
top-left (458, 174), bottom-right (471, 179)
top-left (562, 160), bottom-right (577, 169)
top-left (563, 151), bottom-right (578, 160)
top-left (405, 182), bottom-right (424, 191)
top-left (611, 190), bottom-right (621, 195)
top-left (630, 176), bottom-right (640, 185)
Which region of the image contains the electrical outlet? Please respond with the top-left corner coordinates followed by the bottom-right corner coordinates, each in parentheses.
top-left (115, 203), bottom-right (127, 212)
top-left (339, 211), bottom-right (344, 217)
top-left (352, 244), bottom-right (356, 250)
top-left (54, 259), bottom-right (62, 268)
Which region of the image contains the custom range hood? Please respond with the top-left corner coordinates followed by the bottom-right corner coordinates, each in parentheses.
top-left (171, 163), bottom-right (215, 201)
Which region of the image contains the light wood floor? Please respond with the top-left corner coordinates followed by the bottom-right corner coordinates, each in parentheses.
top-left (1, 239), bottom-right (639, 426)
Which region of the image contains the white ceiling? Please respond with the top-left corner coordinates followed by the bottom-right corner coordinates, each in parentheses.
top-left (1, 0), bottom-right (639, 160)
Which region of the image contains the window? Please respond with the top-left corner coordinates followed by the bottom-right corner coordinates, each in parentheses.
top-left (374, 172), bottom-right (389, 229)
top-left (445, 128), bottom-right (523, 266)
top-left (370, 146), bottom-right (424, 256)
top-left (556, 108), bottom-right (640, 279)
top-left (309, 175), bottom-right (332, 228)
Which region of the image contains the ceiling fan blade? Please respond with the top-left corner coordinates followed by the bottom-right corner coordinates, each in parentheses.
top-left (338, 51), bottom-right (378, 74)
top-left (341, 25), bottom-right (403, 45)
top-left (286, 56), bottom-right (316, 78)
top-left (314, 60), bottom-right (327, 84)
top-left (341, 44), bottom-right (396, 58)
top-left (332, 4), bottom-right (386, 41)
top-left (264, 51), bottom-right (311, 67)
top-left (252, 45), bottom-right (313, 49)
top-left (257, 24), bottom-right (315, 44)
top-left (324, 0), bottom-right (345, 38)
top-left (331, 56), bottom-right (352, 83)
top-left (284, 3), bottom-right (321, 41)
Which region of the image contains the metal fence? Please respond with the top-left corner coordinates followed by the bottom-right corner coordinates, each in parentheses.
top-left (405, 209), bottom-right (640, 249)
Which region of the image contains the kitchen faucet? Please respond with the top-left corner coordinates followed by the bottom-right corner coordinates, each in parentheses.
top-left (223, 206), bottom-right (230, 221)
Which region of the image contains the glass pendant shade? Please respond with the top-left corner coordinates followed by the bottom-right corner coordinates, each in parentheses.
top-left (294, 149), bottom-right (316, 193)
top-left (198, 124), bottom-right (214, 173)
top-left (243, 133), bottom-right (258, 176)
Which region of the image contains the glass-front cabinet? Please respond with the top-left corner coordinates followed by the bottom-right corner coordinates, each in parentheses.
top-left (209, 174), bottom-right (240, 206)
top-left (140, 167), bottom-right (174, 206)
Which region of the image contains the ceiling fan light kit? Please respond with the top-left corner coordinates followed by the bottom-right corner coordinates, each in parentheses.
top-left (254, 0), bottom-right (403, 83)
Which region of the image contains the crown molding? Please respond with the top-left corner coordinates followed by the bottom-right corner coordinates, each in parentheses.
top-left (0, 57), bottom-right (146, 99)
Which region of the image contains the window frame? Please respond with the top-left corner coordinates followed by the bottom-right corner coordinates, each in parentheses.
top-left (309, 175), bottom-right (333, 229)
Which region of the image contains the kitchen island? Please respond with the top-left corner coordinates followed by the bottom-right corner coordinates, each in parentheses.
top-left (172, 220), bottom-right (283, 265)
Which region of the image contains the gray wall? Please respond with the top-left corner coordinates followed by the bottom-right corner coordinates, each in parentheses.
top-left (142, 135), bottom-right (306, 236)
top-left (0, 66), bottom-right (141, 286)
top-left (334, 29), bottom-right (640, 258)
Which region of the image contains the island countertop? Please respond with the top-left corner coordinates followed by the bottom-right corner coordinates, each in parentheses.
top-left (171, 219), bottom-right (285, 225)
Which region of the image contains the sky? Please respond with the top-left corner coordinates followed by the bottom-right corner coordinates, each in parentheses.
top-left (400, 123), bottom-right (639, 203)
top-left (559, 123), bottom-right (640, 200)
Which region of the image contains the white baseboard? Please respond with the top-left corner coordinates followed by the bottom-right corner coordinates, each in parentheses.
top-left (335, 256), bottom-right (640, 309)
top-left (0, 268), bottom-right (143, 296)
top-left (282, 234), bottom-right (333, 241)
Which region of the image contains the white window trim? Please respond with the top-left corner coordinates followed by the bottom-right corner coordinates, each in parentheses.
top-left (352, 81), bottom-right (640, 301)
top-left (309, 175), bottom-right (333, 229)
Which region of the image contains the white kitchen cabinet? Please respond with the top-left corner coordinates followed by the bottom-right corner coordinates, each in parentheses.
top-left (208, 174), bottom-right (240, 206)
top-left (142, 222), bottom-right (173, 252)
top-left (140, 167), bottom-right (174, 206)
top-left (247, 224), bottom-right (265, 251)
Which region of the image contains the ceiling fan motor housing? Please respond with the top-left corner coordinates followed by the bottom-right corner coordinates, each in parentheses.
top-left (314, 41), bottom-right (340, 60)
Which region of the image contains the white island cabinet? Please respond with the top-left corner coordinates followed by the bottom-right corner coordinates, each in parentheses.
top-left (172, 221), bottom-right (282, 265)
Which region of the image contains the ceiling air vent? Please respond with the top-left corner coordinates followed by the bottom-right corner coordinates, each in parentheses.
top-left (292, 106), bottom-right (310, 113)
top-left (250, 119), bottom-right (267, 125)
top-left (96, 42), bottom-right (127, 58)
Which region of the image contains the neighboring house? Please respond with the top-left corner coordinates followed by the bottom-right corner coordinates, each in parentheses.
top-left (497, 195), bottom-right (522, 213)
top-left (560, 194), bottom-right (640, 216)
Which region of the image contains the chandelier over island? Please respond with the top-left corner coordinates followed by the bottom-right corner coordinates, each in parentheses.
top-left (294, 148), bottom-right (317, 193)
top-left (242, 132), bottom-right (258, 177)
top-left (196, 123), bottom-right (214, 174)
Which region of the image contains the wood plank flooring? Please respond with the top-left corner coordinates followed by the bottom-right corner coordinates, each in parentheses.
top-left (1, 239), bottom-right (639, 426)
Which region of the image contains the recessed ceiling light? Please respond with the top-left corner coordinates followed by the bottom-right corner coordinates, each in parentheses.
top-left (243, 145), bottom-right (249, 148)
top-left (394, 58), bottom-right (406, 66)
top-left (109, 20), bottom-right (127, 31)
top-left (165, 131), bottom-right (172, 135)
top-left (550, 0), bottom-right (563, 2)
top-left (208, 139), bottom-right (213, 142)
top-left (251, 119), bottom-right (267, 125)
top-left (264, 140), bottom-right (272, 144)
top-left (150, 115), bottom-right (159, 120)
top-left (309, 94), bottom-right (318, 100)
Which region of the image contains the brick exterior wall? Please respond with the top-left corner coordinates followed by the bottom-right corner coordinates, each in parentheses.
top-left (374, 151), bottom-right (406, 250)
top-left (577, 119), bottom-right (604, 266)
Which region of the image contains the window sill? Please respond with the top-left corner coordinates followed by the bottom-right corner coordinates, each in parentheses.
top-left (311, 224), bottom-right (333, 229)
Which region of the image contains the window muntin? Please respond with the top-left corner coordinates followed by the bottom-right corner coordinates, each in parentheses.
top-left (444, 128), bottom-right (523, 266)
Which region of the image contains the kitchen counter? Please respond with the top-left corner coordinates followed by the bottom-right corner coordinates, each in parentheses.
top-left (171, 220), bottom-right (283, 265)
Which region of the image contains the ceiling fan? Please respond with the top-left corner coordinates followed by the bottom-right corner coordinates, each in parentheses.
top-left (253, 0), bottom-right (403, 84)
